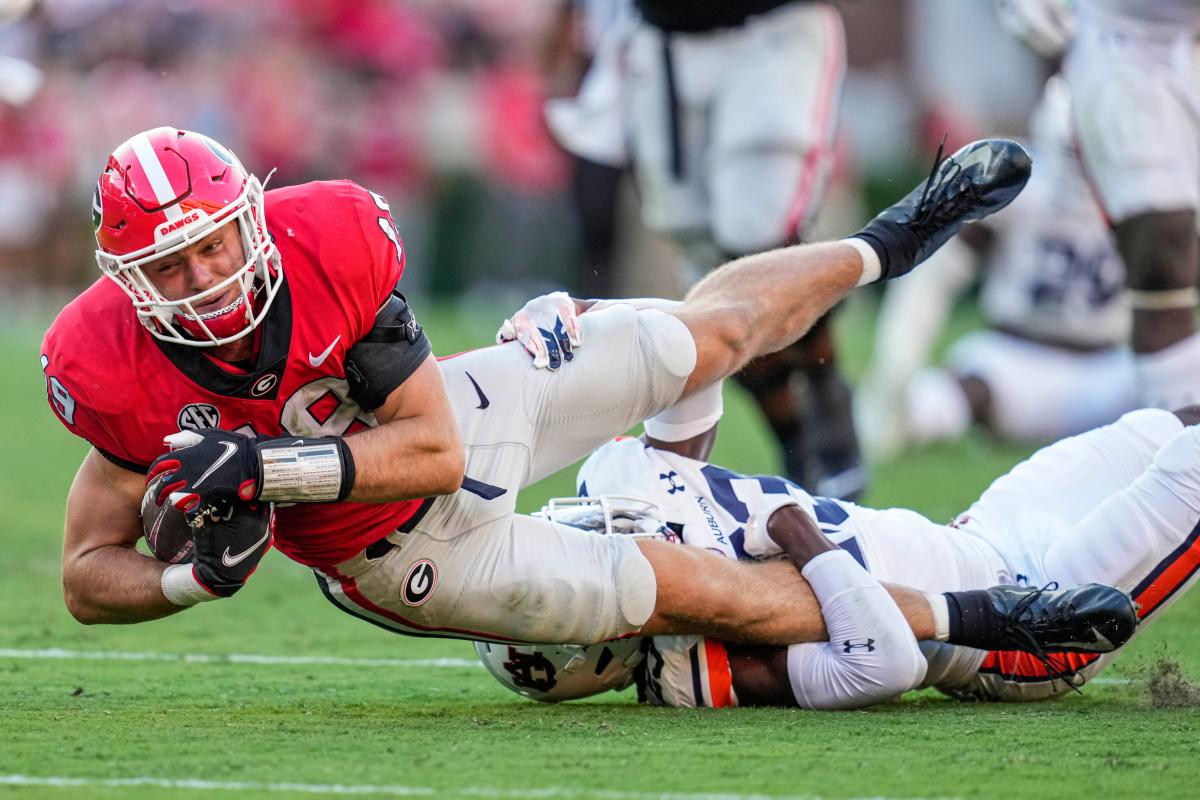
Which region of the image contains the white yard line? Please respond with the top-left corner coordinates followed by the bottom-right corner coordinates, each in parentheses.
top-left (0, 775), bottom-right (955, 800)
top-left (0, 647), bottom-right (1139, 684)
top-left (0, 648), bottom-right (481, 669)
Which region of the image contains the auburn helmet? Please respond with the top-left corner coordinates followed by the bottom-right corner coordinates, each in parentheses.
top-left (474, 639), bottom-right (645, 703)
top-left (92, 127), bottom-right (282, 346)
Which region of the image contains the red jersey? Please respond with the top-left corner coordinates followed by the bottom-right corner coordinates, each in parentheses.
top-left (41, 180), bottom-right (425, 569)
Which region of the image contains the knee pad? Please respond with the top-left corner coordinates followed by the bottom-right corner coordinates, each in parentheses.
top-left (638, 309), bottom-right (697, 382)
top-left (1112, 407), bottom-right (1185, 456)
top-left (1148, 424), bottom-right (1200, 495)
top-left (615, 547), bottom-right (658, 632)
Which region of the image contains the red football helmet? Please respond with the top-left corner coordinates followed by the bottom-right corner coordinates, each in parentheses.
top-left (93, 127), bottom-right (283, 346)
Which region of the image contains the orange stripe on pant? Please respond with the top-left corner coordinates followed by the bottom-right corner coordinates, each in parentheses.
top-left (703, 639), bottom-right (735, 707)
top-left (1130, 521), bottom-right (1200, 619)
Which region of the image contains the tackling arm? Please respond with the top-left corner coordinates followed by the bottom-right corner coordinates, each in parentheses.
top-left (62, 450), bottom-right (181, 624)
top-left (728, 508), bottom-right (928, 709)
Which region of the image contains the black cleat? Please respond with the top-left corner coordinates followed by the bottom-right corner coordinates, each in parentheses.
top-left (962, 582), bottom-right (1139, 656)
top-left (855, 138), bottom-right (1032, 281)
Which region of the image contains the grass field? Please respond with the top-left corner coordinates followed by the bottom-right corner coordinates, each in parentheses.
top-left (2, 300), bottom-right (1199, 800)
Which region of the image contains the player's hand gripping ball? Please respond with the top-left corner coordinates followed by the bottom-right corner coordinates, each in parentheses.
top-left (142, 469), bottom-right (276, 596)
top-left (141, 472), bottom-right (195, 564)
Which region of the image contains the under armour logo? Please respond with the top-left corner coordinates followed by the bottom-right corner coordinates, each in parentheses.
top-left (842, 639), bottom-right (876, 653)
top-left (660, 471), bottom-right (685, 495)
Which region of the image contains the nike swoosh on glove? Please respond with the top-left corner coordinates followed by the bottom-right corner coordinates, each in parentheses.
top-left (190, 497), bottom-right (274, 597)
top-left (496, 290), bottom-right (583, 370)
top-left (148, 429), bottom-right (261, 525)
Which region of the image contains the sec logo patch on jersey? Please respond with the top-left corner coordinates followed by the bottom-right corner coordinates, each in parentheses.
top-left (177, 403), bottom-right (220, 431)
top-left (401, 559), bottom-right (437, 606)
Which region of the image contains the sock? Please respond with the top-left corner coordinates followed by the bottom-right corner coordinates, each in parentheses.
top-left (942, 589), bottom-right (997, 649)
top-left (849, 220), bottom-right (917, 284)
top-left (926, 593), bottom-right (951, 642)
top-left (643, 379), bottom-right (724, 442)
top-left (844, 237), bottom-right (882, 285)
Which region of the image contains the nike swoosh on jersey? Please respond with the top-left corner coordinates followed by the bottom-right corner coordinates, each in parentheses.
top-left (194, 441), bottom-right (239, 489)
top-left (308, 336), bottom-right (342, 367)
top-left (222, 527), bottom-right (271, 567)
top-left (465, 371), bottom-right (489, 410)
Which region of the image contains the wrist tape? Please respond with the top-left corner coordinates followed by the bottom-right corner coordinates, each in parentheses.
top-left (257, 437), bottom-right (356, 503)
top-left (161, 564), bottom-right (219, 606)
top-left (742, 496), bottom-right (803, 558)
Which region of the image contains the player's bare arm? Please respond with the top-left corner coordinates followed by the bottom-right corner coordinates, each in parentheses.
top-left (342, 353), bottom-right (464, 502)
top-left (62, 450), bottom-right (179, 624)
top-left (510, 141), bottom-right (1034, 402)
top-left (674, 242), bottom-right (864, 393)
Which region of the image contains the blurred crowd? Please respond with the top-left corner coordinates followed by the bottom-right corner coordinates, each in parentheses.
top-left (0, 0), bottom-right (1049, 302)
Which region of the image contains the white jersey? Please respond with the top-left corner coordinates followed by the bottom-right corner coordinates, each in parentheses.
top-left (577, 437), bottom-right (865, 563)
top-left (577, 437), bottom-right (1006, 706)
top-left (979, 77), bottom-right (1127, 349)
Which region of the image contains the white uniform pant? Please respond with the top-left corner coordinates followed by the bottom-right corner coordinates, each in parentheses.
top-left (874, 409), bottom-right (1200, 701)
top-left (315, 305), bottom-right (695, 644)
top-left (1066, 7), bottom-right (1200, 221)
top-left (627, 2), bottom-right (846, 252)
top-left (946, 330), bottom-right (1138, 441)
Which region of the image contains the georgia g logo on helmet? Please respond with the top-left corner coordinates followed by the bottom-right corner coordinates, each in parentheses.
top-left (92, 126), bottom-right (284, 348)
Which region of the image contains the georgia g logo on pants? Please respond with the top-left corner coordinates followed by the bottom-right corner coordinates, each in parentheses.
top-left (401, 559), bottom-right (437, 606)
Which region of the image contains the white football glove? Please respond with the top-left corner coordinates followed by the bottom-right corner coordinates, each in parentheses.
top-left (496, 291), bottom-right (583, 370)
top-left (995, 0), bottom-right (1075, 59)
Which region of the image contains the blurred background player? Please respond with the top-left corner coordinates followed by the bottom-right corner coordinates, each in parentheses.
top-left (855, 74), bottom-right (1137, 459)
top-left (541, 0), bottom-right (636, 300)
top-left (855, 0), bottom-right (1142, 458)
top-left (1066, 0), bottom-right (1200, 410)
top-left (621, 0), bottom-right (863, 499)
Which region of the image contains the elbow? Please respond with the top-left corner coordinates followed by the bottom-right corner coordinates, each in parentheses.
top-left (429, 440), bottom-right (465, 496)
top-left (848, 640), bottom-right (928, 706)
top-left (437, 449), bottom-right (465, 495)
top-left (62, 579), bottom-right (102, 625)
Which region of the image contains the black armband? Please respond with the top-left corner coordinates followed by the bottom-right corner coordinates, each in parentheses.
top-left (344, 290), bottom-right (432, 411)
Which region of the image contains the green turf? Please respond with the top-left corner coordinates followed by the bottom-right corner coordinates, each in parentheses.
top-left (2, 303), bottom-right (1198, 800)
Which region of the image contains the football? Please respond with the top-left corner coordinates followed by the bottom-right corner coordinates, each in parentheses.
top-left (140, 472), bottom-right (194, 564)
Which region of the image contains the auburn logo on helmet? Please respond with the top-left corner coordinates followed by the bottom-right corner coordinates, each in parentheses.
top-left (503, 648), bottom-right (558, 693)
